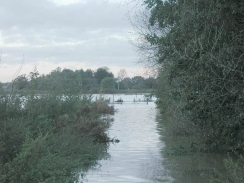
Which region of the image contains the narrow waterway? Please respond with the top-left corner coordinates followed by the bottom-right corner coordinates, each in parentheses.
top-left (81, 94), bottom-right (173, 183)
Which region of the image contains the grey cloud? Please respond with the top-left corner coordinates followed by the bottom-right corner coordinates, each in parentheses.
top-left (1, 0), bottom-right (132, 45)
top-left (3, 36), bottom-right (136, 66)
top-left (0, 0), bottom-right (130, 31)
top-left (0, 0), bottom-right (138, 70)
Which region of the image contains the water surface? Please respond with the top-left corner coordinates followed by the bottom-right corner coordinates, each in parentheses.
top-left (82, 94), bottom-right (173, 183)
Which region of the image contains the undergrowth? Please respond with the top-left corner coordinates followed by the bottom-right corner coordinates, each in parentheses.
top-left (157, 72), bottom-right (244, 183)
top-left (0, 91), bottom-right (114, 183)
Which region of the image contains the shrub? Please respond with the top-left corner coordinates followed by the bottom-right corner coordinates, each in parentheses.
top-left (0, 93), bottom-right (113, 182)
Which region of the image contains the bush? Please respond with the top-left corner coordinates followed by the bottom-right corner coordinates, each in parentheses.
top-left (140, 0), bottom-right (244, 182)
top-left (143, 0), bottom-right (244, 153)
top-left (0, 93), bottom-right (113, 182)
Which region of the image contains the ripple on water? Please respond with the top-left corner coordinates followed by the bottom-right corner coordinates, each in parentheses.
top-left (81, 94), bottom-right (173, 183)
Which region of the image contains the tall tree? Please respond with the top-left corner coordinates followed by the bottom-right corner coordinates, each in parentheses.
top-left (12, 75), bottom-right (28, 90)
top-left (100, 77), bottom-right (115, 93)
top-left (85, 69), bottom-right (93, 78)
top-left (121, 77), bottom-right (132, 89)
top-left (131, 76), bottom-right (145, 89)
top-left (117, 69), bottom-right (127, 90)
top-left (94, 67), bottom-right (114, 84)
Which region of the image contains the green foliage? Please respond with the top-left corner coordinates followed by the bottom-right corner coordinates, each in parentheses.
top-left (100, 77), bottom-right (116, 93)
top-left (12, 74), bottom-right (28, 90)
top-left (0, 92), bottom-right (114, 182)
top-left (222, 155), bottom-right (244, 183)
top-left (144, 77), bottom-right (156, 89)
top-left (94, 67), bottom-right (114, 84)
top-left (40, 68), bottom-right (82, 94)
top-left (209, 154), bottom-right (244, 183)
top-left (140, 0), bottom-right (244, 181)
top-left (120, 77), bottom-right (132, 89)
top-left (3, 67), bottom-right (157, 94)
top-left (131, 76), bottom-right (145, 89)
top-left (143, 0), bottom-right (244, 153)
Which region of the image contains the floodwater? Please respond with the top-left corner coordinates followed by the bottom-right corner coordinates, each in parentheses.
top-left (81, 94), bottom-right (228, 183)
top-left (81, 94), bottom-right (173, 183)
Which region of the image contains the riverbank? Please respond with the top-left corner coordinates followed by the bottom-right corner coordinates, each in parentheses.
top-left (0, 92), bottom-right (114, 183)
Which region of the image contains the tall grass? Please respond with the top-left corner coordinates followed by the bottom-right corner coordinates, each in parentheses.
top-left (0, 90), bottom-right (114, 183)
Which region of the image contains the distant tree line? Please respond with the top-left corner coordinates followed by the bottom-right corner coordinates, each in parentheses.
top-left (2, 66), bottom-right (157, 94)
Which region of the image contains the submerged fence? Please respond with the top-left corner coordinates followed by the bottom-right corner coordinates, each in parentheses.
top-left (94, 94), bottom-right (156, 105)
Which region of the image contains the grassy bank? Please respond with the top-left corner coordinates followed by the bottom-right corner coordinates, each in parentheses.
top-left (0, 91), bottom-right (114, 183)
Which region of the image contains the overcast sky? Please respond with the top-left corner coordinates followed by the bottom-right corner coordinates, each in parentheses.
top-left (0, 0), bottom-right (146, 82)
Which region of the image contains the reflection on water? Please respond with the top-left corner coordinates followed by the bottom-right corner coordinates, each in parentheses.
top-left (81, 94), bottom-right (173, 183)
top-left (11, 94), bottom-right (229, 182)
top-left (164, 152), bottom-right (228, 183)
top-left (81, 94), bottom-right (228, 183)
top-left (157, 112), bottom-right (229, 183)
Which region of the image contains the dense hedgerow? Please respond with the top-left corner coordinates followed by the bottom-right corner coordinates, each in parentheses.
top-left (139, 0), bottom-right (243, 182)
top-left (143, 0), bottom-right (244, 154)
